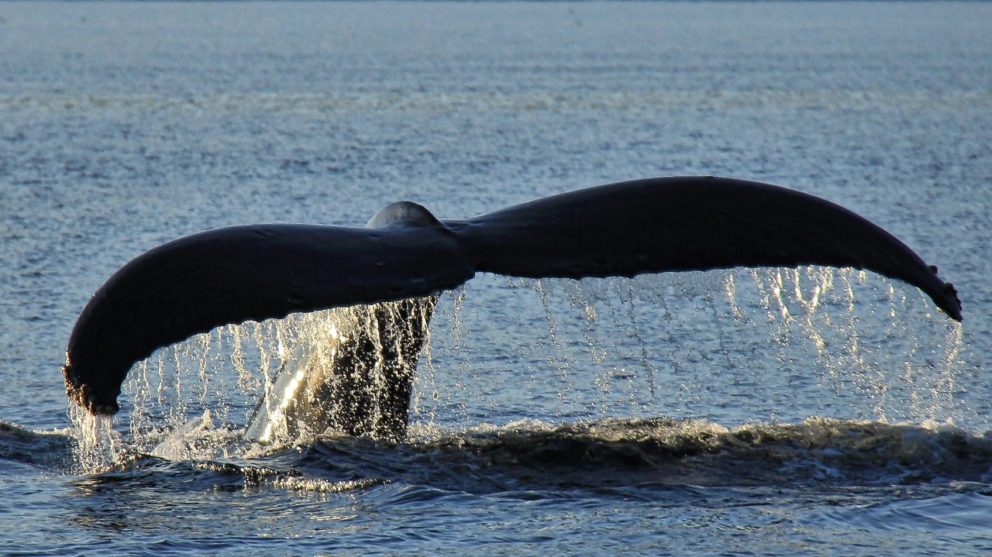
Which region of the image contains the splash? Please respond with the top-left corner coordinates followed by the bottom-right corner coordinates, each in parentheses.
top-left (244, 318), bottom-right (348, 445)
top-left (68, 404), bottom-right (123, 473)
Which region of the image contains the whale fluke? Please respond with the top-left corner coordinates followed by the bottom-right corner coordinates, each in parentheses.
top-left (456, 178), bottom-right (960, 318)
top-left (63, 177), bottom-right (961, 423)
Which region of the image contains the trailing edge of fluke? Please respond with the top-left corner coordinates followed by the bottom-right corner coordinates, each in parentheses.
top-left (63, 177), bottom-right (962, 416)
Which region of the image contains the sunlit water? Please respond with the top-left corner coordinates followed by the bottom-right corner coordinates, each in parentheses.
top-left (2, 2), bottom-right (991, 555)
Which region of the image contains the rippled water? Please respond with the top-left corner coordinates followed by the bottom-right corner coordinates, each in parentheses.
top-left (2, 2), bottom-right (991, 555)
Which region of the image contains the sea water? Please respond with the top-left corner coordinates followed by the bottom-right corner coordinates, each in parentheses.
top-left (1, 2), bottom-right (991, 555)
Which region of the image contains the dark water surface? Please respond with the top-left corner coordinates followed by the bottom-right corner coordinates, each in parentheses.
top-left (2, 2), bottom-right (991, 555)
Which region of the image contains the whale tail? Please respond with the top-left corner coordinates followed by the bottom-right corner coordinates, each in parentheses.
top-left (63, 177), bottom-right (961, 438)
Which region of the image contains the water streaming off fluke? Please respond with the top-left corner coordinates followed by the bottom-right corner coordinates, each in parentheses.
top-left (65, 268), bottom-right (966, 474)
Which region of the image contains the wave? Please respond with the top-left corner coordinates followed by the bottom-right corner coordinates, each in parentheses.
top-left (0, 421), bottom-right (74, 470)
top-left (2, 89), bottom-right (988, 117)
top-left (298, 417), bottom-right (992, 491)
top-left (7, 417), bottom-right (992, 494)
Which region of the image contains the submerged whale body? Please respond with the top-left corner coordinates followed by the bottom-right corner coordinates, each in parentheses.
top-left (62, 177), bottom-right (962, 439)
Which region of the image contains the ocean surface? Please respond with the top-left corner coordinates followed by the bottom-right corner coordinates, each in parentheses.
top-left (2, 1), bottom-right (991, 555)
